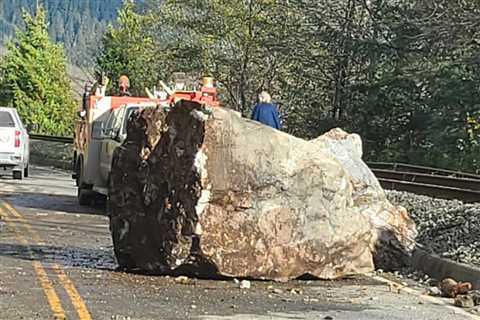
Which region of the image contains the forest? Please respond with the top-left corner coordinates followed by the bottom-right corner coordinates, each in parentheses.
top-left (0, 0), bottom-right (478, 172)
top-left (0, 0), bottom-right (123, 65)
top-left (97, 0), bottom-right (480, 172)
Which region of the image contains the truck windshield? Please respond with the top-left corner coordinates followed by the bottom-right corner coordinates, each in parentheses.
top-left (0, 111), bottom-right (15, 127)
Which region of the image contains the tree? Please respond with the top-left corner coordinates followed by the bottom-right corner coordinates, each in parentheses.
top-left (0, 5), bottom-right (76, 136)
top-left (96, 0), bottom-right (480, 172)
top-left (0, 0), bottom-right (124, 66)
top-left (96, 0), bottom-right (157, 96)
top-left (160, 0), bottom-right (301, 116)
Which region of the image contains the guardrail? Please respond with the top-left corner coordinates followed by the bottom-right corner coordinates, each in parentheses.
top-left (30, 134), bottom-right (74, 144)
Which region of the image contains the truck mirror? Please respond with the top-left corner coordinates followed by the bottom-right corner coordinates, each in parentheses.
top-left (92, 121), bottom-right (105, 139)
top-left (109, 128), bottom-right (120, 140)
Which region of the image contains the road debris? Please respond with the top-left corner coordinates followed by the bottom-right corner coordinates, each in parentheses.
top-left (174, 276), bottom-right (191, 285)
top-left (239, 280), bottom-right (251, 289)
top-left (271, 288), bottom-right (283, 294)
top-left (454, 295), bottom-right (475, 308)
top-left (439, 278), bottom-right (472, 298)
top-left (427, 286), bottom-right (442, 296)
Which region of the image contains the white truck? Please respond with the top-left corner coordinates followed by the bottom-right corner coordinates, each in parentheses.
top-left (72, 75), bottom-right (219, 206)
top-left (0, 107), bottom-right (30, 179)
top-left (73, 97), bottom-right (156, 205)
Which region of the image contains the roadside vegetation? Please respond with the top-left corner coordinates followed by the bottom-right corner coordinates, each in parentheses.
top-left (0, 6), bottom-right (76, 136)
top-left (0, 1), bottom-right (479, 173)
top-left (96, 0), bottom-right (480, 173)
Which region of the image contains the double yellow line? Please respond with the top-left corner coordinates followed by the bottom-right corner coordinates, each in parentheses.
top-left (0, 201), bottom-right (92, 320)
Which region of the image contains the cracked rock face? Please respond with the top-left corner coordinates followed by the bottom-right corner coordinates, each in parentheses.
top-left (109, 101), bottom-right (416, 280)
top-left (313, 129), bottom-right (417, 271)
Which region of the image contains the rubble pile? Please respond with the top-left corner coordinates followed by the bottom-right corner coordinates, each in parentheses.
top-left (386, 190), bottom-right (480, 266)
top-left (109, 100), bottom-right (416, 281)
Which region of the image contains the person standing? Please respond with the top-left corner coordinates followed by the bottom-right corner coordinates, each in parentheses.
top-left (251, 91), bottom-right (281, 130)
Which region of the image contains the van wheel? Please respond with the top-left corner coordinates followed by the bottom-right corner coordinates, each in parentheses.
top-left (24, 165), bottom-right (29, 178)
top-left (13, 169), bottom-right (23, 180)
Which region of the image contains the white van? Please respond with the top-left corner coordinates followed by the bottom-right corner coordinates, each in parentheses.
top-left (0, 107), bottom-right (30, 179)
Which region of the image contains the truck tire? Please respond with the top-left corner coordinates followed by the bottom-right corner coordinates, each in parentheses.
top-left (78, 187), bottom-right (92, 206)
top-left (13, 169), bottom-right (23, 180)
top-left (77, 159), bottom-right (93, 206)
top-left (74, 157), bottom-right (81, 187)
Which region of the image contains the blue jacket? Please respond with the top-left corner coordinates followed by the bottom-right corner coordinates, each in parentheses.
top-left (251, 103), bottom-right (281, 130)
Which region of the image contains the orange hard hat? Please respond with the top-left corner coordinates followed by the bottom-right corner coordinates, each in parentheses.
top-left (119, 75), bottom-right (130, 88)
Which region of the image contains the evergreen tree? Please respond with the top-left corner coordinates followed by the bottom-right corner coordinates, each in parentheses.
top-left (0, 5), bottom-right (76, 136)
top-left (96, 1), bottom-right (157, 96)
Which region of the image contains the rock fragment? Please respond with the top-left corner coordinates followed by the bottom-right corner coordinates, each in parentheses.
top-left (454, 295), bottom-right (475, 308)
top-left (439, 278), bottom-right (472, 298)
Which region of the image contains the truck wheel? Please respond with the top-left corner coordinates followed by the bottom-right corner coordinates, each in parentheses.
top-left (77, 160), bottom-right (92, 206)
top-left (24, 165), bottom-right (29, 178)
top-left (106, 175), bottom-right (113, 216)
top-left (78, 187), bottom-right (92, 206)
top-left (74, 157), bottom-right (81, 187)
top-left (13, 169), bottom-right (23, 180)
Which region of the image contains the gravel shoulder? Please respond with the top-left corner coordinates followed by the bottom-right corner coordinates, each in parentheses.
top-left (386, 190), bottom-right (480, 267)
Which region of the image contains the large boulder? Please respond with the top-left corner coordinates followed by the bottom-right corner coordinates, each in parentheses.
top-left (313, 129), bottom-right (417, 270)
top-left (109, 101), bottom-right (416, 280)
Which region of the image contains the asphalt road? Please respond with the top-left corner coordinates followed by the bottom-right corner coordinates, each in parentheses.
top-left (0, 166), bottom-right (477, 320)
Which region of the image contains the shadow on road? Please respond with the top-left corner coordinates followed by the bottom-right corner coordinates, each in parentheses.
top-left (0, 242), bottom-right (117, 271)
top-left (0, 192), bottom-right (105, 216)
top-left (0, 165), bottom-right (107, 216)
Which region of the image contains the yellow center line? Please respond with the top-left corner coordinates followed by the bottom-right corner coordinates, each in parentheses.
top-left (33, 261), bottom-right (67, 319)
top-left (0, 204), bottom-right (66, 319)
top-left (2, 201), bottom-right (93, 320)
top-left (53, 264), bottom-right (92, 320)
top-left (2, 201), bottom-right (45, 244)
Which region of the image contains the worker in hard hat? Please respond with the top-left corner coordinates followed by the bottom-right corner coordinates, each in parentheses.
top-left (119, 75), bottom-right (131, 96)
top-left (251, 91), bottom-right (281, 130)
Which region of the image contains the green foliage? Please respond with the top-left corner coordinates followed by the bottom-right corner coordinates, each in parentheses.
top-left (0, 0), bottom-right (123, 66)
top-left (96, 0), bottom-right (480, 173)
top-left (96, 1), bottom-right (157, 96)
top-left (0, 6), bottom-right (76, 136)
top-left (160, 0), bottom-right (298, 115)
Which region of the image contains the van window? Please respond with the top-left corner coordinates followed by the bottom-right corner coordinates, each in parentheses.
top-left (0, 111), bottom-right (15, 127)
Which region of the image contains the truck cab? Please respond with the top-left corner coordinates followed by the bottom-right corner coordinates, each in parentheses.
top-left (73, 74), bottom-right (219, 206)
top-left (75, 101), bottom-right (155, 205)
top-left (93, 103), bottom-right (153, 193)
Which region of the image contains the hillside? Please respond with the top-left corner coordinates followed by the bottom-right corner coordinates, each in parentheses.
top-left (0, 0), bottom-right (124, 66)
